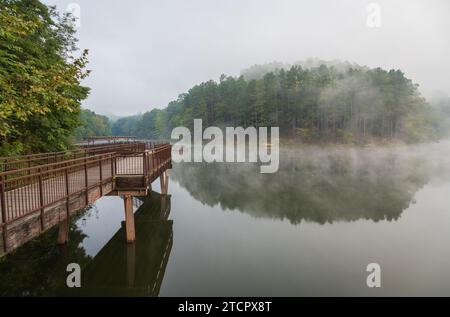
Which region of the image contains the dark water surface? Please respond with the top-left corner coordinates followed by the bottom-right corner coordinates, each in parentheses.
top-left (1, 142), bottom-right (450, 296)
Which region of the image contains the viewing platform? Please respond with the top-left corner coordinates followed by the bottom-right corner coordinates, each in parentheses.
top-left (0, 139), bottom-right (172, 257)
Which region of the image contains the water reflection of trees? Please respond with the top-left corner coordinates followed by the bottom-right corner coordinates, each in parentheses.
top-left (0, 192), bottom-right (172, 296)
top-left (172, 147), bottom-right (434, 224)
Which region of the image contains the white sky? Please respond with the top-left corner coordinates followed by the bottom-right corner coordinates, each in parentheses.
top-left (42, 0), bottom-right (450, 116)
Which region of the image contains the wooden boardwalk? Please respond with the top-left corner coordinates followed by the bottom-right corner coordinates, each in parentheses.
top-left (0, 142), bottom-right (172, 257)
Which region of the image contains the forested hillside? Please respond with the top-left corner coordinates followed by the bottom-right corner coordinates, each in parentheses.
top-left (73, 109), bottom-right (111, 140)
top-left (113, 62), bottom-right (444, 143)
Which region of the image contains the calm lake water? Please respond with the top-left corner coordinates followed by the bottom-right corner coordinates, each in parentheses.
top-left (2, 141), bottom-right (450, 296)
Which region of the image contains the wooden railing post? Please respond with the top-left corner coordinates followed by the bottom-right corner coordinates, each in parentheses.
top-left (38, 168), bottom-right (45, 231)
top-left (84, 157), bottom-right (89, 205)
top-left (110, 154), bottom-right (115, 178)
top-left (99, 156), bottom-right (103, 196)
top-left (152, 152), bottom-right (155, 179)
top-left (158, 150), bottom-right (161, 169)
top-left (143, 153), bottom-right (148, 182)
top-left (64, 168), bottom-right (70, 221)
top-left (0, 174), bottom-right (8, 253)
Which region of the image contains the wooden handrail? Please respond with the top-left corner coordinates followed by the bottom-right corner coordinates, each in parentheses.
top-left (0, 142), bottom-right (172, 254)
top-left (0, 143), bottom-right (151, 172)
top-left (0, 153), bottom-right (116, 178)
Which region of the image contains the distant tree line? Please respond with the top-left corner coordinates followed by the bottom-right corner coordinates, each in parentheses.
top-left (73, 109), bottom-right (112, 141)
top-left (113, 62), bottom-right (446, 143)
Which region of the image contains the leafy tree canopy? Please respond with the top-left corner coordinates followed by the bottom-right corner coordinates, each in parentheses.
top-left (73, 109), bottom-right (111, 141)
top-left (0, 0), bottom-right (90, 155)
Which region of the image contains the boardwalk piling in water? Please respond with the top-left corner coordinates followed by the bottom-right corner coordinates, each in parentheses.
top-left (123, 194), bottom-right (136, 243)
top-left (57, 219), bottom-right (69, 245)
top-left (160, 171), bottom-right (169, 195)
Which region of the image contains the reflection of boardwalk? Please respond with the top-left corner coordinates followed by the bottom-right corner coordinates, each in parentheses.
top-left (67, 192), bottom-right (173, 296)
top-left (1, 143), bottom-right (172, 257)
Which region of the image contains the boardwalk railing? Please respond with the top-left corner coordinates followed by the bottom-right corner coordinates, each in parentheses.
top-left (144, 144), bottom-right (172, 183)
top-left (0, 143), bottom-right (172, 253)
top-left (113, 144), bottom-right (172, 179)
top-left (0, 143), bottom-right (151, 173)
top-left (0, 153), bottom-right (116, 226)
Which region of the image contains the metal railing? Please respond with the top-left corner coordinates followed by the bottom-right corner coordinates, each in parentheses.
top-left (84, 136), bottom-right (138, 145)
top-left (0, 153), bottom-right (115, 225)
top-left (114, 143), bottom-right (172, 177)
top-left (144, 144), bottom-right (172, 183)
top-left (0, 151), bottom-right (86, 174)
top-left (0, 143), bottom-right (172, 253)
top-left (0, 143), bottom-right (150, 173)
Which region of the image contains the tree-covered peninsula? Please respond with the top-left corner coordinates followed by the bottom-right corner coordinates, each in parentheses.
top-left (113, 61), bottom-right (447, 144)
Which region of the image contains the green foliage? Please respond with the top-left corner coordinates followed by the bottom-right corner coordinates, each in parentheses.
top-left (113, 62), bottom-right (441, 143)
top-left (112, 114), bottom-right (143, 136)
top-left (0, 0), bottom-right (90, 155)
top-left (73, 109), bottom-right (111, 140)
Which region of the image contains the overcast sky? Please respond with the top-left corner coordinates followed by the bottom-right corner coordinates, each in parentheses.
top-left (42, 0), bottom-right (450, 117)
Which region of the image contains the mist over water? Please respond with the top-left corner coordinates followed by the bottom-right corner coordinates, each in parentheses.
top-left (161, 141), bottom-right (450, 296)
top-left (172, 141), bottom-right (450, 224)
top-left (2, 142), bottom-right (450, 296)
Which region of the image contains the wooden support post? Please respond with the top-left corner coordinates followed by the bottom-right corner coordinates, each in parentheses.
top-left (165, 170), bottom-right (169, 194)
top-left (57, 219), bottom-right (69, 245)
top-left (160, 172), bottom-right (165, 195)
top-left (123, 195), bottom-right (136, 243)
top-left (160, 171), bottom-right (169, 195)
top-left (161, 195), bottom-right (167, 217)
